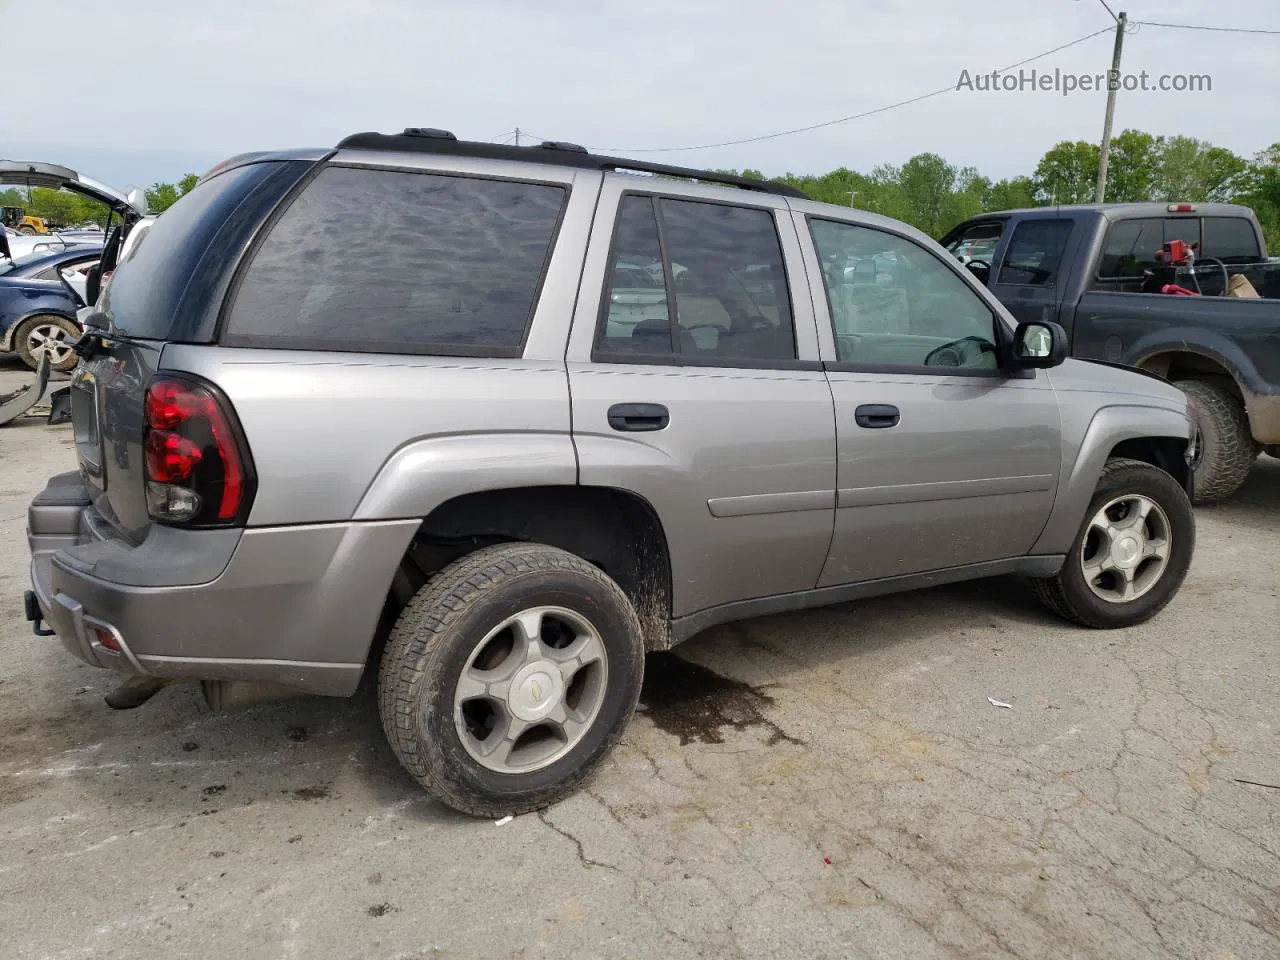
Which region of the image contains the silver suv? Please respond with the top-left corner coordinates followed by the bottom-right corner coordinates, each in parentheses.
top-left (25, 129), bottom-right (1197, 817)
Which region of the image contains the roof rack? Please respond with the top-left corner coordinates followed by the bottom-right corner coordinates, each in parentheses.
top-left (335, 128), bottom-right (806, 199)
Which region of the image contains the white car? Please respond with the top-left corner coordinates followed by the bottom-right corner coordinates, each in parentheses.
top-left (0, 161), bottom-right (149, 307)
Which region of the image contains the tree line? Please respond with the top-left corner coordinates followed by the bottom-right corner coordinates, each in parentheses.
top-left (0, 173), bottom-right (200, 228)
top-left (727, 129), bottom-right (1280, 250)
top-left (4, 128), bottom-right (1277, 251)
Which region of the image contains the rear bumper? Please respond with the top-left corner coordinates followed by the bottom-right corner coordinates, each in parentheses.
top-left (26, 473), bottom-right (418, 696)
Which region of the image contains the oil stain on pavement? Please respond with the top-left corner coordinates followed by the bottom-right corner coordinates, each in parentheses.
top-left (639, 653), bottom-right (801, 747)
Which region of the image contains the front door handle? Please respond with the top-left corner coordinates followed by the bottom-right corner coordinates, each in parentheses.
top-left (854, 404), bottom-right (900, 429)
top-left (608, 403), bottom-right (670, 432)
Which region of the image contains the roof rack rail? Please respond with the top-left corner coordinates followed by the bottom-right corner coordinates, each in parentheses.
top-left (334, 129), bottom-right (806, 198)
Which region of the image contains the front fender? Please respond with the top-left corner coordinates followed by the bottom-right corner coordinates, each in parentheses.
top-left (352, 432), bottom-right (578, 521)
top-left (1031, 404), bottom-right (1193, 555)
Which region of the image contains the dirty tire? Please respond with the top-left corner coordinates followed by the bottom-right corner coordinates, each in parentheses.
top-left (15, 314), bottom-right (81, 373)
top-left (18, 225), bottom-right (37, 236)
top-left (1031, 458), bottom-right (1194, 629)
top-left (1180, 379), bottom-right (1255, 503)
top-left (377, 542), bottom-right (645, 819)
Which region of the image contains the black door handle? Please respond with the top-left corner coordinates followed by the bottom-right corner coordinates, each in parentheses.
top-left (854, 404), bottom-right (900, 429)
top-left (608, 403), bottom-right (670, 432)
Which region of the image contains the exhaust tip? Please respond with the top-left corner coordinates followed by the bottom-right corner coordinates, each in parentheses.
top-left (104, 676), bottom-right (168, 710)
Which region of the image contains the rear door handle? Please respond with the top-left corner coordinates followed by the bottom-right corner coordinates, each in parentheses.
top-left (854, 404), bottom-right (900, 429)
top-left (607, 403), bottom-right (670, 432)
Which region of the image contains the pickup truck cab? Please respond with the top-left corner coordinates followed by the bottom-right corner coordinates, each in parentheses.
top-left (942, 203), bottom-right (1280, 501)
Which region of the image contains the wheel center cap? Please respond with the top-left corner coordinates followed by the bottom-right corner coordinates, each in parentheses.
top-left (508, 661), bottom-right (563, 722)
top-left (1112, 535), bottom-right (1142, 568)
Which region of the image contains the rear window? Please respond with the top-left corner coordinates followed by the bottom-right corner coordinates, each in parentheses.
top-left (102, 161), bottom-right (302, 340)
top-left (222, 166), bottom-right (569, 356)
top-left (1201, 217), bottom-right (1260, 264)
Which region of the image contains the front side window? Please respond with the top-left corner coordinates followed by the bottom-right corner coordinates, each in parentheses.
top-left (998, 219), bottom-right (1073, 286)
top-left (596, 195), bottom-right (797, 364)
top-left (225, 166), bottom-right (568, 355)
top-left (945, 221), bottom-right (1004, 264)
top-left (810, 218), bottom-right (999, 371)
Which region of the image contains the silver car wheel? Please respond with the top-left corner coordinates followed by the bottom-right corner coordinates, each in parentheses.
top-left (453, 605), bottom-right (609, 774)
top-left (1079, 494), bottom-right (1172, 604)
top-left (27, 322), bottom-right (76, 366)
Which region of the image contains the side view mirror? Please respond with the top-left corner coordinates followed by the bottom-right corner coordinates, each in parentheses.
top-left (1013, 320), bottom-right (1067, 368)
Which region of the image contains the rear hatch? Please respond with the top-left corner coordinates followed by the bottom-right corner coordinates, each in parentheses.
top-left (72, 157), bottom-right (319, 541)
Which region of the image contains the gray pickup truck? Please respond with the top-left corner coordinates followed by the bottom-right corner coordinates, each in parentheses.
top-left (25, 131), bottom-right (1196, 817)
top-left (942, 203), bottom-right (1280, 502)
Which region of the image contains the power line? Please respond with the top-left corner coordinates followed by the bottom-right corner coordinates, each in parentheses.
top-left (1132, 19), bottom-right (1280, 35)
top-left (1097, 0), bottom-right (1119, 24)
top-left (590, 27), bottom-right (1113, 154)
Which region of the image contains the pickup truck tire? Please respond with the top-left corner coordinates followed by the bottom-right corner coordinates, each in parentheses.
top-left (15, 314), bottom-right (81, 373)
top-left (377, 542), bottom-right (645, 818)
top-left (1031, 458), bottom-right (1194, 629)
top-left (1179, 379), bottom-right (1256, 503)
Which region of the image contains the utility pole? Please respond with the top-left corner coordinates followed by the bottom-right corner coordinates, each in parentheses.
top-left (514, 127), bottom-right (521, 147)
top-left (1095, 10), bottom-right (1127, 203)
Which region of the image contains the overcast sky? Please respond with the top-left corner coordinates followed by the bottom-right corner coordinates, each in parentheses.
top-left (3, 0), bottom-right (1277, 190)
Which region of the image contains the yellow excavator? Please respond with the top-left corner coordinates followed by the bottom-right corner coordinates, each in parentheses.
top-left (1, 206), bottom-right (49, 235)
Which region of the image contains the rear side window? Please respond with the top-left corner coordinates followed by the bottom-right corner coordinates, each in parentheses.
top-left (997, 219), bottom-right (1073, 286)
top-left (595, 194), bottom-right (797, 364)
top-left (1202, 218), bottom-right (1260, 264)
top-left (224, 166), bottom-right (568, 356)
top-left (1097, 218), bottom-right (1163, 278)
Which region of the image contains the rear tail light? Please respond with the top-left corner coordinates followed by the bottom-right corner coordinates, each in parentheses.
top-left (143, 374), bottom-right (254, 526)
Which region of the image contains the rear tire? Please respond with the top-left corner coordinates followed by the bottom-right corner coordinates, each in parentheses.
top-left (17, 225), bottom-right (37, 236)
top-left (1180, 379), bottom-right (1256, 503)
top-left (15, 314), bottom-right (81, 373)
top-left (1031, 458), bottom-right (1194, 628)
top-left (378, 542), bottom-right (645, 818)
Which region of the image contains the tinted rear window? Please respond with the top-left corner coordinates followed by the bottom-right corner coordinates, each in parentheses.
top-left (223, 165), bottom-right (568, 356)
top-left (102, 162), bottom-right (290, 339)
top-left (1202, 217), bottom-right (1260, 264)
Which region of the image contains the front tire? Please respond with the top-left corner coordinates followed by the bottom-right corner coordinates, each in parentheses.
top-left (1032, 458), bottom-right (1194, 628)
top-left (1180, 379), bottom-right (1256, 503)
top-left (378, 542), bottom-right (645, 818)
top-left (15, 314), bottom-right (81, 373)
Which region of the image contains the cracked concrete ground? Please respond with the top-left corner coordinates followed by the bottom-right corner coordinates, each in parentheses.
top-left (0, 357), bottom-right (1277, 960)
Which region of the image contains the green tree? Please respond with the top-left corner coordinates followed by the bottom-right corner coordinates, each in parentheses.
top-left (1106, 129), bottom-right (1160, 202)
top-left (1152, 136), bottom-right (1247, 202)
top-left (1237, 143), bottom-right (1280, 252)
top-left (1032, 140), bottom-right (1100, 205)
top-left (178, 173), bottom-right (200, 196)
top-left (982, 176), bottom-right (1037, 211)
top-left (145, 182), bottom-right (181, 213)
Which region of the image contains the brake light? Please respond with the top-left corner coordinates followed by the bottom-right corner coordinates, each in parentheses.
top-left (1167, 203), bottom-right (1197, 213)
top-left (143, 375), bottom-right (253, 525)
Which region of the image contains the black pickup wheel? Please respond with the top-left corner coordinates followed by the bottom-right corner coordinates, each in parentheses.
top-left (1180, 379), bottom-right (1257, 503)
